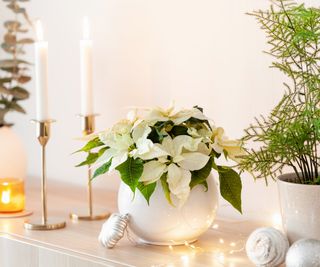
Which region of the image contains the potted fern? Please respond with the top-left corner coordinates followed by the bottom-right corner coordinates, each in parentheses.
top-left (240, 0), bottom-right (320, 243)
top-left (0, 0), bottom-right (33, 187)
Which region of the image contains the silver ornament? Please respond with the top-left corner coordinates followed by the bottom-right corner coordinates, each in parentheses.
top-left (286, 239), bottom-right (320, 267)
top-left (99, 213), bottom-right (130, 249)
top-left (246, 227), bottom-right (289, 267)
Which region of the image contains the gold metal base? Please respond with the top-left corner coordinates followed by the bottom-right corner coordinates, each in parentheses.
top-left (70, 208), bottom-right (110, 221)
top-left (24, 218), bottom-right (66, 230)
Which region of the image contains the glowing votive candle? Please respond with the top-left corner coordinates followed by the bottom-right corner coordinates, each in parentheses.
top-left (0, 178), bottom-right (25, 213)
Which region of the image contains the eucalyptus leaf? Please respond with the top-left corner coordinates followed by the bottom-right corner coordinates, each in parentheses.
top-left (1, 43), bottom-right (15, 54)
top-left (0, 78), bottom-right (12, 84)
top-left (137, 182), bottom-right (156, 204)
top-left (0, 59), bottom-right (30, 68)
top-left (116, 158), bottom-right (144, 193)
top-left (4, 33), bottom-right (16, 44)
top-left (218, 168), bottom-right (242, 213)
top-left (10, 87), bottom-right (29, 100)
top-left (9, 101), bottom-right (25, 113)
top-left (16, 75), bottom-right (31, 84)
top-left (17, 38), bottom-right (33, 44)
top-left (4, 21), bottom-right (21, 31)
top-left (0, 85), bottom-right (10, 95)
top-left (7, 3), bottom-right (26, 14)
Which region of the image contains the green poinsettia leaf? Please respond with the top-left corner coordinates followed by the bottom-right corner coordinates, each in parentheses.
top-left (116, 158), bottom-right (144, 193)
top-left (170, 125), bottom-right (188, 137)
top-left (75, 137), bottom-right (105, 153)
top-left (92, 160), bottom-right (112, 180)
top-left (137, 182), bottom-right (156, 205)
top-left (76, 152), bottom-right (99, 167)
top-left (160, 172), bottom-right (173, 206)
top-left (199, 180), bottom-right (208, 192)
top-left (190, 157), bottom-right (213, 189)
top-left (218, 167), bottom-right (242, 213)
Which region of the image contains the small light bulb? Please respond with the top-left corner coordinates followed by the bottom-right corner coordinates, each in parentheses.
top-left (212, 224), bottom-right (219, 229)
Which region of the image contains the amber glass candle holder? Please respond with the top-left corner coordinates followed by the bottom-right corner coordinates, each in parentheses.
top-left (0, 178), bottom-right (25, 213)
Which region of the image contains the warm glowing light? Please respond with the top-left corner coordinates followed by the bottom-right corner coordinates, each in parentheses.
top-left (219, 238), bottom-right (224, 244)
top-left (82, 16), bottom-right (90, 39)
top-left (213, 252), bottom-right (225, 264)
top-left (181, 255), bottom-right (189, 265)
top-left (272, 213), bottom-right (282, 229)
top-left (1, 190), bottom-right (10, 204)
top-left (168, 245), bottom-right (173, 251)
top-left (230, 242), bottom-right (236, 247)
top-left (212, 223), bottom-right (219, 229)
top-left (0, 178), bottom-right (25, 212)
top-left (35, 19), bottom-right (44, 41)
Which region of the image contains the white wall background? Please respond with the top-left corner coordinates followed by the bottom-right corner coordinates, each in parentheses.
top-left (1, 0), bottom-right (318, 219)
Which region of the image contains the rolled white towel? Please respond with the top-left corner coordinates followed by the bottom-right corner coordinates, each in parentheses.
top-left (99, 213), bottom-right (130, 249)
top-left (246, 227), bottom-right (289, 267)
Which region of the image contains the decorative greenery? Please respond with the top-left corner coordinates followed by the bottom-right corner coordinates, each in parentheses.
top-left (76, 106), bottom-right (244, 213)
top-left (0, 0), bottom-right (33, 127)
top-left (239, 0), bottom-right (320, 185)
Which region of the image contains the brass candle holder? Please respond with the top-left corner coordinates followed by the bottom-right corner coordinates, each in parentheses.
top-left (24, 120), bottom-right (66, 230)
top-left (70, 114), bottom-right (110, 221)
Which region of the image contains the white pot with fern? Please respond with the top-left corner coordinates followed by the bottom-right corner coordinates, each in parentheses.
top-left (241, 0), bottom-right (320, 243)
top-left (77, 105), bottom-right (243, 245)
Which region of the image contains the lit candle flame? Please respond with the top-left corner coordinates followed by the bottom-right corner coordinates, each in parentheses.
top-left (35, 19), bottom-right (44, 41)
top-left (82, 16), bottom-right (90, 40)
top-left (1, 190), bottom-right (11, 204)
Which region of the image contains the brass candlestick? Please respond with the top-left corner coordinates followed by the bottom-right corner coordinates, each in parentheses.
top-left (70, 114), bottom-right (110, 221)
top-left (24, 120), bottom-right (66, 230)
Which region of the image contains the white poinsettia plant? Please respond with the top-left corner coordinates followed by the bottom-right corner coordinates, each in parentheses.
top-left (76, 106), bottom-right (244, 212)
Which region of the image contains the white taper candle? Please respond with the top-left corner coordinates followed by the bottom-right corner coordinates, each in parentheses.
top-left (80, 16), bottom-right (93, 116)
top-left (34, 20), bottom-right (49, 121)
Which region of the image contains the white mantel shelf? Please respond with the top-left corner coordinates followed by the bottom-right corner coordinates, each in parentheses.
top-left (0, 179), bottom-right (263, 267)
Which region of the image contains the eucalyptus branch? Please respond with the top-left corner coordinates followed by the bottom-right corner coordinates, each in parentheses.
top-left (0, 0), bottom-right (33, 127)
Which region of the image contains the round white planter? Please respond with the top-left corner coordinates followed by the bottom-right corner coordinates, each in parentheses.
top-left (118, 174), bottom-right (219, 245)
top-left (277, 173), bottom-right (320, 243)
top-left (0, 126), bottom-right (27, 180)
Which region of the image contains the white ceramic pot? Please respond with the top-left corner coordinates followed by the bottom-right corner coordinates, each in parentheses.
top-left (0, 126), bottom-right (27, 179)
top-left (277, 173), bottom-right (320, 243)
top-left (118, 174), bottom-right (219, 245)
